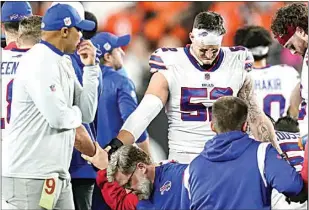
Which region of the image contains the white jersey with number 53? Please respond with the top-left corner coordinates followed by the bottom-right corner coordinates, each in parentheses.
top-left (149, 45), bottom-right (253, 157)
top-left (249, 64), bottom-right (299, 121)
top-left (1, 48), bottom-right (28, 139)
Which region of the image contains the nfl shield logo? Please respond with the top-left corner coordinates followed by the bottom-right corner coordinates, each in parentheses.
top-left (64, 17), bottom-right (72, 26)
top-left (205, 73), bottom-right (210, 80)
top-left (50, 85), bottom-right (56, 92)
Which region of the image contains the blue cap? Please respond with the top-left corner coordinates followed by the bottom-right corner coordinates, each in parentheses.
top-left (41, 4), bottom-right (95, 31)
top-left (1, 2), bottom-right (32, 22)
top-left (91, 32), bottom-right (131, 57)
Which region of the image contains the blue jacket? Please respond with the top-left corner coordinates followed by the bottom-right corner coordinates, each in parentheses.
top-left (69, 53), bottom-right (103, 179)
top-left (137, 162), bottom-right (188, 210)
top-left (95, 65), bottom-right (148, 148)
top-left (182, 131), bottom-right (303, 210)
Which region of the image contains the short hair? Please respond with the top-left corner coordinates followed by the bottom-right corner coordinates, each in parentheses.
top-left (3, 22), bottom-right (20, 33)
top-left (271, 3), bottom-right (308, 36)
top-left (82, 11), bottom-right (98, 39)
top-left (212, 96), bottom-right (248, 133)
top-left (193, 11), bottom-right (226, 35)
top-left (234, 26), bottom-right (272, 61)
top-left (18, 15), bottom-right (42, 44)
top-left (275, 116), bottom-right (300, 133)
top-left (234, 26), bottom-right (272, 49)
top-left (107, 145), bottom-right (152, 182)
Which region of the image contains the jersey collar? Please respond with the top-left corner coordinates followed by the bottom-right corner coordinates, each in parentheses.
top-left (40, 40), bottom-right (64, 56)
top-left (253, 64), bottom-right (271, 70)
top-left (184, 44), bottom-right (224, 72)
top-left (4, 41), bottom-right (17, 50)
top-left (10, 48), bottom-right (30, 52)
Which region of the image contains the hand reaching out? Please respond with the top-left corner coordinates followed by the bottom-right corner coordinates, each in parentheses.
top-left (81, 142), bottom-right (111, 170)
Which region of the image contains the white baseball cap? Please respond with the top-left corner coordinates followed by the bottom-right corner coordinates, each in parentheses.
top-left (50, 2), bottom-right (84, 20)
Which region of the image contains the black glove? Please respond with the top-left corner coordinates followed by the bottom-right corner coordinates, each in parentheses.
top-left (285, 185), bottom-right (308, 204)
top-left (105, 138), bottom-right (123, 159)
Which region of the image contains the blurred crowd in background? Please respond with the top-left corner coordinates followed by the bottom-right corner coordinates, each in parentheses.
top-left (4, 1), bottom-right (306, 160)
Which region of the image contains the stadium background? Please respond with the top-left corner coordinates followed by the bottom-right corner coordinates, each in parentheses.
top-left (1, 1), bottom-right (305, 161)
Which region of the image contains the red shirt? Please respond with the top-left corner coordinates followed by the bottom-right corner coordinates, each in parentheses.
top-left (96, 169), bottom-right (138, 210)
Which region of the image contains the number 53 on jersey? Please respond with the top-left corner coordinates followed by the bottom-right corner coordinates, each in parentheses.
top-left (180, 87), bottom-right (233, 121)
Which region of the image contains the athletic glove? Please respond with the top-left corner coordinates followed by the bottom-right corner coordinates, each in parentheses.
top-left (285, 185), bottom-right (308, 204)
top-left (105, 138), bottom-right (123, 159)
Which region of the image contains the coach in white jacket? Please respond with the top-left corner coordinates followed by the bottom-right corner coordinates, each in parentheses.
top-left (2, 4), bottom-right (100, 210)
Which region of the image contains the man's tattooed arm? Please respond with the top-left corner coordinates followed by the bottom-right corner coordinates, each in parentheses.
top-left (238, 75), bottom-right (279, 147)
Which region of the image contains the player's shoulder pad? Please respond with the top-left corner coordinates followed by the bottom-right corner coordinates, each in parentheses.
top-left (223, 46), bottom-right (254, 72)
top-left (275, 64), bottom-right (300, 78)
top-left (275, 63), bottom-right (296, 70)
top-left (149, 47), bottom-right (182, 73)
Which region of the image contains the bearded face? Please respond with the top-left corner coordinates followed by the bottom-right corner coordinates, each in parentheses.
top-left (133, 175), bottom-right (153, 200)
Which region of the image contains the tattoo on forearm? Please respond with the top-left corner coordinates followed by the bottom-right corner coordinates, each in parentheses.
top-left (238, 76), bottom-right (276, 144)
top-left (256, 122), bottom-right (273, 142)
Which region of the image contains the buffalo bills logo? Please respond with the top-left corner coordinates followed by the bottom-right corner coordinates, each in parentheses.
top-left (205, 73), bottom-right (210, 80)
top-left (199, 31), bottom-right (208, 37)
top-left (9, 14), bottom-right (27, 21)
top-left (160, 181), bottom-right (172, 195)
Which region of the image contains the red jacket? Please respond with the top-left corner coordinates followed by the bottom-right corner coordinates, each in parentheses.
top-left (301, 142), bottom-right (308, 189)
top-left (96, 169), bottom-right (139, 210)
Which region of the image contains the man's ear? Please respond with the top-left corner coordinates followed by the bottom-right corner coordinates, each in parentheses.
top-left (137, 162), bottom-right (147, 174)
top-left (296, 26), bottom-right (305, 34)
top-left (60, 27), bottom-right (69, 38)
top-left (211, 121), bottom-right (216, 133)
top-left (295, 26), bottom-right (308, 40)
top-left (103, 52), bottom-right (111, 62)
top-left (189, 32), bottom-right (194, 43)
top-left (242, 122), bottom-right (248, 132)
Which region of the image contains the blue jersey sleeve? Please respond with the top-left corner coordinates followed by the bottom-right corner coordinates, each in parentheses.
top-left (137, 200), bottom-right (155, 210)
top-left (117, 78), bottom-right (148, 143)
top-left (265, 145), bottom-right (303, 196)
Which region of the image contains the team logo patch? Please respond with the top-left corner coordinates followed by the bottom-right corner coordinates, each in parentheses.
top-left (64, 17), bottom-right (72, 26)
top-left (50, 85), bottom-right (56, 92)
top-left (244, 62), bottom-right (253, 72)
top-left (198, 31), bottom-right (208, 37)
top-left (205, 73), bottom-right (210, 80)
top-left (160, 181), bottom-right (172, 195)
top-left (104, 43), bottom-right (111, 51)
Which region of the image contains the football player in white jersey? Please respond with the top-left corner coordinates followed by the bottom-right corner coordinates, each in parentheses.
top-left (1, 15), bottom-right (42, 138)
top-left (106, 11), bottom-right (277, 163)
top-left (271, 116), bottom-right (307, 209)
top-left (271, 3), bottom-right (308, 136)
top-left (234, 25), bottom-right (300, 121)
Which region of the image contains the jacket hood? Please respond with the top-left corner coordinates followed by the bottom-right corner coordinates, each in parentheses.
top-left (202, 131), bottom-right (253, 162)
